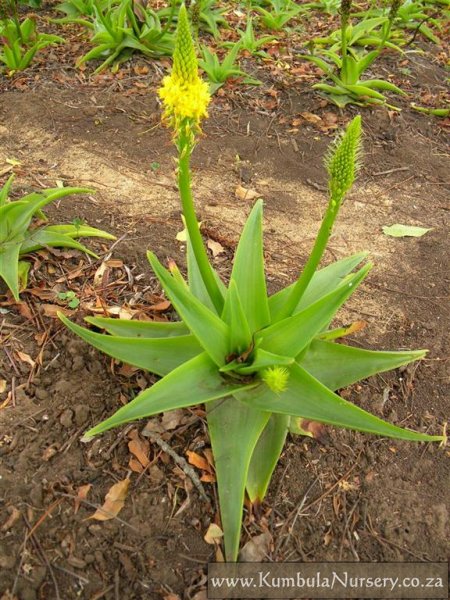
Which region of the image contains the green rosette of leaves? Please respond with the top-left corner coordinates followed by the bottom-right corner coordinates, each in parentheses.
top-left (60, 4), bottom-right (445, 562)
top-left (0, 177), bottom-right (114, 300)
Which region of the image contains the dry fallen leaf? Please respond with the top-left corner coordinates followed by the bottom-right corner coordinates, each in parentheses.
top-left (0, 380), bottom-right (6, 394)
top-left (161, 409), bottom-right (184, 431)
top-left (27, 288), bottom-right (57, 301)
top-left (204, 523), bottom-right (223, 545)
top-left (235, 185), bottom-right (260, 201)
top-left (93, 261), bottom-right (108, 287)
top-left (207, 239), bottom-right (225, 258)
top-left (290, 418), bottom-right (328, 443)
top-left (128, 430), bottom-right (150, 468)
top-left (1, 506), bottom-right (21, 531)
top-left (129, 457), bottom-right (144, 473)
top-left (300, 111), bottom-right (322, 124)
top-left (117, 364), bottom-right (139, 377)
top-left (148, 300), bottom-right (171, 312)
top-left (74, 484), bottom-right (92, 515)
top-left (186, 450), bottom-right (211, 472)
top-left (239, 532), bottom-right (272, 562)
top-left (41, 304), bottom-right (70, 318)
top-left (90, 478), bottom-right (130, 521)
top-left (16, 351), bottom-right (35, 368)
top-left (42, 446), bottom-right (58, 461)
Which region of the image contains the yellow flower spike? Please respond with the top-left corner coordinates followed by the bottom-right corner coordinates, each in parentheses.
top-left (325, 115), bottom-right (362, 200)
top-left (261, 367), bottom-right (290, 395)
top-left (158, 3), bottom-right (210, 136)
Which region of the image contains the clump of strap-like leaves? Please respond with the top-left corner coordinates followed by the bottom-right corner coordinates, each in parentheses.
top-left (0, 0), bottom-right (63, 71)
top-left (0, 176), bottom-right (114, 300)
top-left (61, 5), bottom-right (444, 562)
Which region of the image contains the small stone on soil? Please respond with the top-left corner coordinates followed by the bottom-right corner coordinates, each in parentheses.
top-left (59, 408), bottom-right (74, 428)
top-left (74, 404), bottom-right (90, 426)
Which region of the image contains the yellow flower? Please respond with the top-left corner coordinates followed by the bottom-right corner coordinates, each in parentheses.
top-left (158, 4), bottom-right (210, 133)
top-left (159, 74), bottom-right (210, 126)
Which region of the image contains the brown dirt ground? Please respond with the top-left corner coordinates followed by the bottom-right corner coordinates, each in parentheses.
top-left (0, 9), bottom-right (449, 600)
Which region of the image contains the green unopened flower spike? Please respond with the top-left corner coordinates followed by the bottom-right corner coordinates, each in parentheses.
top-left (340, 0), bottom-right (352, 26)
top-left (158, 4), bottom-right (210, 135)
top-left (389, 0), bottom-right (402, 23)
top-left (326, 115), bottom-right (362, 201)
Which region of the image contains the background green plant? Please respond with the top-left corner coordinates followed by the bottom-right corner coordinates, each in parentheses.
top-left (0, 0), bottom-right (63, 71)
top-left (300, 0), bottom-right (406, 107)
top-left (199, 42), bottom-right (260, 92)
top-left (75, 0), bottom-right (175, 73)
top-left (0, 176), bottom-right (115, 300)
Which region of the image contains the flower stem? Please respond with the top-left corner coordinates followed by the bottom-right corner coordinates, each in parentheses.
top-left (275, 193), bottom-right (341, 321)
top-left (177, 133), bottom-right (224, 313)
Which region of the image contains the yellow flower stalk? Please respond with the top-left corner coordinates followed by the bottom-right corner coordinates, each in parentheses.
top-left (158, 4), bottom-right (210, 136)
top-left (158, 3), bottom-right (222, 313)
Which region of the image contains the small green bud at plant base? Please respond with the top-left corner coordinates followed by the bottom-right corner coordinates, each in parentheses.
top-left (262, 367), bottom-right (290, 394)
top-left (325, 115), bottom-right (362, 200)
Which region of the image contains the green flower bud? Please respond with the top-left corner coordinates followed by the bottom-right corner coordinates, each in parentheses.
top-left (172, 4), bottom-right (198, 85)
top-left (389, 0), bottom-right (401, 23)
top-left (325, 115), bottom-right (362, 200)
top-left (340, 0), bottom-right (352, 26)
top-left (190, 0), bottom-right (201, 30)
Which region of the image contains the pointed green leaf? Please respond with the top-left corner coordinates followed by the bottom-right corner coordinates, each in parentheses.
top-left (300, 340), bottom-right (427, 391)
top-left (355, 50), bottom-right (380, 77)
top-left (299, 54), bottom-right (334, 75)
top-left (362, 80), bottom-right (405, 95)
top-left (2, 187), bottom-right (92, 242)
top-left (207, 397), bottom-right (270, 561)
top-left (85, 316), bottom-right (189, 338)
top-left (238, 364), bottom-right (443, 442)
top-left (222, 280), bottom-right (252, 355)
top-left (234, 349), bottom-right (294, 375)
top-left (45, 224), bottom-right (115, 240)
top-left (85, 353), bottom-right (257, 437)
top-left (17, 260), bottom-right (31, 292)
top-left (344, 84), bottom-right (386, 101)
top-left (246, 414), bottom-right (289, 504)
top-left (59, 313), bottom-right (202, 376)
top-left (0, 174), bottom-right (14, 207)
top-left (0, 241), bottom-right (21, 300)
top-left (186, 225), bottom-right (226, 312)
top-left (148, 252), bottom-right (230, 366)
top-left (19, 229), bottom-right (98, 257)
top-left (229, 200), bottom-right (270, 333)
top-left (313, 83), bottom-right (349, 96)
top-left (259, 264), bottom-right (371, 358)
top-left (269, 252), bottom-right (368, 320)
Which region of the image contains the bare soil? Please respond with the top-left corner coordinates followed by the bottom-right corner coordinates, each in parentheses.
top-left (0, 11), bottom-right (449, 600)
